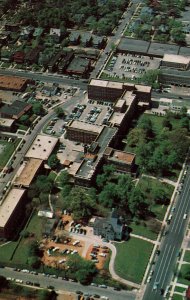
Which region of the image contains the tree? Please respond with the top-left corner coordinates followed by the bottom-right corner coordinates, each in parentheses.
top-left (48, 154), bottom-right (60, 169)
top-left (59, 170), bottom-right (70, 186)
top-left (170, 26), bottom-right (186, 44)
top-left (64, 187), bottom-right (96, 220)
top-left (32, 102), bottom-right (44, 115)
top-left (28, 240), bottom-right (39, 256)
top-left (54, 107), bottom-right (65, 118)
top-left (98, 182), bottom-right (118, 208)
top-left (138, 116), bottom-right (155, 138)
top-left (28, 256), bottom-right (41, 269)
top-left (168, 128), bottom-right (189, 160)
top-left (67, 254), bottom-right (96, 284)
top-left (96, 164), bottom-right (116, 188)
top-left (0, 276), bottom-right (8, 290)
top-left (180, 117), bottom-right (189, 130)
top-left (138, 69), bottom-right (161, 88)
top-left (127, 128), bottom-right (146, 147)
top-left (19, 114), bottom-right (30, 126)
top-left (38, 289), bottom-right (55, 300)
top-left (129, 187), bottom-right (150, 218)
top-left (162, 118), bottom-right (172, 130)
top-left (35, 175), bottom-right (53, 193)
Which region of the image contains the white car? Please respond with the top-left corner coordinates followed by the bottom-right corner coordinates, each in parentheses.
top-left (147, 276), bottom-right (152, 283)
top-left (183, 213), bottom-right (187, 219)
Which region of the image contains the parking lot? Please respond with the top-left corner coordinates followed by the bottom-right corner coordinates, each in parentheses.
top-left (41, 214), bottom-right (108, 270)
top-left (103, 53), bottom-right (160, 81)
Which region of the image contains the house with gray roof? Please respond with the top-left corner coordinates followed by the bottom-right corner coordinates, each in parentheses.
top-left (93, 209), bottom-right (127, 241)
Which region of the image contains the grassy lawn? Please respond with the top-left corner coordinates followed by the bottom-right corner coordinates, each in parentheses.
top-left (130, 223), bottom-right (158, 240)
top-left (174, 286), bottom-right (186, 293)
top-left (172, 294), bottom-right (184, 300)
top-left (0, 241), bottom-right (18, 263)
top-left (177, 264), bottom-right (190, 285)
top-left (0, 139), bottom-right (21, 168)
top-left (26, 213), bottom-right (45, 240)
top-left (11, 213), bottom-right (45, 265)
top-left (151, 203), bottom-right (168, 221)
top-left (184, 250), bottom-right (190, 263)
top-left (114, 238), bottom-right (153, 284)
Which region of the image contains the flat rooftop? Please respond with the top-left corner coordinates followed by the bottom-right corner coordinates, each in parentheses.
top-left (0, 75), bottom-right (28, 90)
top-left (162, 54), bottom-right (190, 64)
top-left (0, 117), bottom-right (14, 127)
top-left (135, 84), bottom-right (152, 93)
top-left (109, 112), bottom-right (125, 126)
top-left (148, 42), bottom-right (179, 57)
top-left (25, 134), bottom-right (58, 160)
top-left (68, 120), bottom-right (103, 134)
top-left (76, 126), bottom-right (117, 179)
top-left (89, 79), bottom-right (123, 89)
top-left (66, 57), bottom-right (89, 73)
top-left (0, 188), bottom-right (26, 228)
top-left (115, 99), bottom-right (126, 108)
top-left (110, 150), bottom-right (135, 164)
top-left (179, 47), bottom-right (190, 56)
top-left (117, 37), bottom-right (150, 53)
top-left (15, 158), bottom-right (43, 187)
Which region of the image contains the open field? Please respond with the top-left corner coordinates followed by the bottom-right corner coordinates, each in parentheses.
top-left (0, 139), bottom-right (21, 169)
top-left (114, 238), bottom-right (153, 283)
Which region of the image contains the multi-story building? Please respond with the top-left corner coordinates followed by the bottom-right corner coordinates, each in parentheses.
top-left (161, 54), bottom-right (190, 70)
top-left (88, 79), bottom-right (125, 102)
top-left (66, 120), bottom-right (103, 144)
top-left (0, 188), bottom-right (26, 239)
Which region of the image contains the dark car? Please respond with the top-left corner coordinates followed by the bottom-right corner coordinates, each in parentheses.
top-left (75, 291), bottom-right (83, 295)
top-left (113, 287), bottom-right (121, 291)
top-left (47, 285), bottom-right (54, 290)
top-left (160, 288), bottom-right (164, 295)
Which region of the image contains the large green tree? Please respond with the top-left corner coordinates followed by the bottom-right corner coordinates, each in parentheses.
top-left (63, 187), bottom-right (96, 220)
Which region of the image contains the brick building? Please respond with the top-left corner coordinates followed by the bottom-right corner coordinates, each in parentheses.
top-left (66, 120), bottom-right (103, 144)
top-left (0, 188), bottom-right (26, 239)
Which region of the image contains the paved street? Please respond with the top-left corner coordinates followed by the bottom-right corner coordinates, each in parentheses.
top-left (0, 267), bottom-right (136, 300)
top-left (0, 93), bottom-right (83, 193)
top-left (0, 68), bottom-right (88, 89)
top-left (143, 166), bottom-right (190, 300)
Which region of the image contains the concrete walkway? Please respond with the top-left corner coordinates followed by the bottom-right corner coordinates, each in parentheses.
top-left (130, 233), bottom-right (157, 245)
top-left (142, 174), bottom-right (177, 187)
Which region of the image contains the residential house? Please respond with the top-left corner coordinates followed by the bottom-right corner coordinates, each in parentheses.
top-left (80, 32), bottom-right (92, 47)
top-left (25, 46), bottom-right (43, 65)
top-left (49, 28), bottom-right (61, 43)
top-left (5, 23), bottom-right (20, 32)
top-left (13, 51), bottom-right (25, 64)
top-left (92, 35), bottom-right (105, 49)
top-left (20, 26), bottom-right (34, 40)
top-left (42, 85), bottom-right (58, 97)
top-left (33, 27), bottom-right (44, 38)
top-left (69, 31), bottom-right (80, 45)
top-left (93, 209), bottom-right (127, 241)
top-left (0, 31), bottom-right (11, 45)
top-left (65, 56), bottom-right (91, 77)
top-left (186, 287), bottom-right (190, 300)
top-left (0, 48), bottom-right (14, 62)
